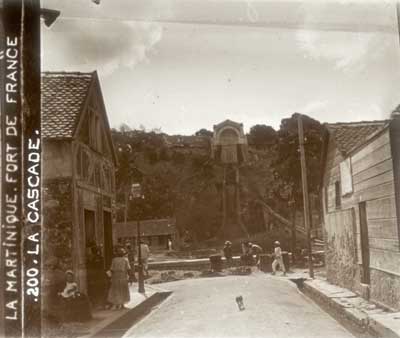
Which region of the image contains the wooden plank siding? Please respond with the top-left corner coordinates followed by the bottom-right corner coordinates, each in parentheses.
top-left (352, 143), bottom-right (392, 175)
top-left (389, 119), bottom-right (400, 258)
top-left (353, 159), bottom-right (393, 185)
top-left (366, 197), bottom-right (397, 220)
top-left (369, 238), bottom-right (399, 252)
top-left (351, 132), bottom-right (400, 276)
top-left (369, 248), bottom-right (400, 275)
top-left (353, 181), bottom-right (395, 204)
top-left (353, 171), bottom-right (393, 194)
top-left (351, 131), bottom-right (390, 163)
top-left (368, 218), bottom-right (398, 239)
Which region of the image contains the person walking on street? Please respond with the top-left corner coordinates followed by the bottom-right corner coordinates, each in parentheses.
top-left (107, 248), bottom-right (131, 309)
top-left (272, 241), bottom-right (286, 276)
top-left (240, 241), bottom-right (253, 266)
top-left (250, 243), bottom-right (263, 269)
top-left (241, 241), bottom-right (250, 255)
top-left (223, 241), bottom-right (233, 267)
top-left (140, 241), bottom-right (150, 277)
top-left (126, 243), bottom-right (137, 283)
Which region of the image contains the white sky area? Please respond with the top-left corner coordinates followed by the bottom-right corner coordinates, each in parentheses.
top-left (42, 0), bottom-right (400, 135)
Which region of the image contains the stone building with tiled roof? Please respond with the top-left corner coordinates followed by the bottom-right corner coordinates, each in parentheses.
top-left (42, 71), bottom-right (117, 306)
top-left (321, 116), bottom-right (400, 310)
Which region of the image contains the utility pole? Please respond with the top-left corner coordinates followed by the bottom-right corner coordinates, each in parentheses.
top-left (136, 217), bottom-right (145, 293)
top-left (131, 183), bottom-right (145, 293)
top-left (222, 167), bottom-right (227, 239)
top-left (297, 114), bottom-right (314, 279)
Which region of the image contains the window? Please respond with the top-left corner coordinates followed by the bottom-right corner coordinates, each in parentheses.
top-left (89, 109), bottom-right (96, 149)
top-left (340, 158), bottom-right (353, 196)
top-left (84, 209), bottom-right (96, 247)
top-left (76, 147), bottom-right (82, 176)
top-left (324, 186), bottom-right (328, 213)
top-left (335, 181), bottom-right (341, 208)
top-left (95, 116), bottom-right (102, 153)
top-left (94, 164), bottom-right (101, 187)
top-left (82, 150), bottom-right (90, 179)
top-left (88, 108), bottom-right (102, 153)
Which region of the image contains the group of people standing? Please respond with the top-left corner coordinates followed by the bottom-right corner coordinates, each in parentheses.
top-left (222, 239), bottom-right (286, 275)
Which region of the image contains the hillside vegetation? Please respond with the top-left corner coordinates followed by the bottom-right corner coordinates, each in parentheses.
top-left (112, 114), bottom-right (325, 248)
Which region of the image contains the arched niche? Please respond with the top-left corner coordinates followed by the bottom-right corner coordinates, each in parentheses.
top-left (218, 127), bottom-right (240, 145)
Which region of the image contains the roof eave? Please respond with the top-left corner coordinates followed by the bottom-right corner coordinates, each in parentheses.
top-left (43, 136), bottom-right (73, 142)
top-left (343, 123), bottom-right (390, 158)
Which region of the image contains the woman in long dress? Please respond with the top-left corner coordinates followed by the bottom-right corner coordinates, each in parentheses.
top-left (107, 248), bottom-right (131, 309)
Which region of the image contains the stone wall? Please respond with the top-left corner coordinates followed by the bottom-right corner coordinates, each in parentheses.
top-left (325, 209), bottom-right (359, 291)
top-left (42, 141), bottom-right (72, 178)
top-left (370, 269), bottom-right (400, 310)
top-left (42, 177), bottom-right (74, 318)
top-left (42, 178), bottom-right (74, 278)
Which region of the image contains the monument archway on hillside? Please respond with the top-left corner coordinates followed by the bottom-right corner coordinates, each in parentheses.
top-left (211, 120), bottom-right (249, 239)
top-left (212, 120), bottom-right (248, 164)
top-left (219, 127), bottom-right (239, 144)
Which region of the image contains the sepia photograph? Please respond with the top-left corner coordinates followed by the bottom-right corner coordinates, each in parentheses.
top-left (2, 0), bottom-right (400, 337)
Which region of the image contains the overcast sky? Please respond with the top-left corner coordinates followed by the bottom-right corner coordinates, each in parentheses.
top-left (42, 0), bottom-right (400, 135)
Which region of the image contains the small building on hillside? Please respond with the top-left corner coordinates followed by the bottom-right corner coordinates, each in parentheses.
top-left (113, 218), bottom-right (177, 250)
top-left (42, 71), bottom-right (118, 294)
top-left (321, 117), bottom-right (400, 310)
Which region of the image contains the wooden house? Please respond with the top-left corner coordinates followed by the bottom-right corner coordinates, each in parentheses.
top-left (321, 117), bottom-right (400, 310)
top-left (113, 218), bottom-right (177, 251)
top-left (41, 71), bottom-right (118, 294)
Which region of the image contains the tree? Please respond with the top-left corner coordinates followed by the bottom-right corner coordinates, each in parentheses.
top-left (272, 113), bottom-right (325, 209)
top-left (119, 123), bottom-right (132, 133)
top-left (195, 128), bottom-right (213, 138)
top-left (248, 124), bottom-right (277, 147)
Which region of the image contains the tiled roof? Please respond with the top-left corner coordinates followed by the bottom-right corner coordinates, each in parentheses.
top-left (114, 218), bottom-right (176, 237)
top-left (41, 72), bottom-right (94, 138)
top-left (326, 120), bottom-right (389, 156)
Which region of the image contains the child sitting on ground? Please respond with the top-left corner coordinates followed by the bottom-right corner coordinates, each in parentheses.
top-left (58, 270), bottom-right (92, 322)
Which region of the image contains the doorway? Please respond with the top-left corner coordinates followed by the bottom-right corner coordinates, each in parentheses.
top-left (103, 211), bottom-right (113, 269)
top-left (359, 202), bottom-right (370, 284)
top-left (84, 209), bottom-right (96, 248)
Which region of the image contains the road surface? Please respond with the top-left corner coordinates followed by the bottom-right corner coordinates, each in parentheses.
top-left (123, 273), bottom-right (354, 338)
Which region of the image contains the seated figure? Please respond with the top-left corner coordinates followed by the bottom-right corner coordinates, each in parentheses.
top-left (58, 270), bottom-right (92, 322)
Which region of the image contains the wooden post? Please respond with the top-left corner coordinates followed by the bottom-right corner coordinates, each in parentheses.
top-left (222, 166), bottom-right (227, 238)
top-left (297, 114), bottom-right (314, 279)
top-left (124, 190), bottom-right (128, 227)
top-left (289, 199), bottom-right (297, 263)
